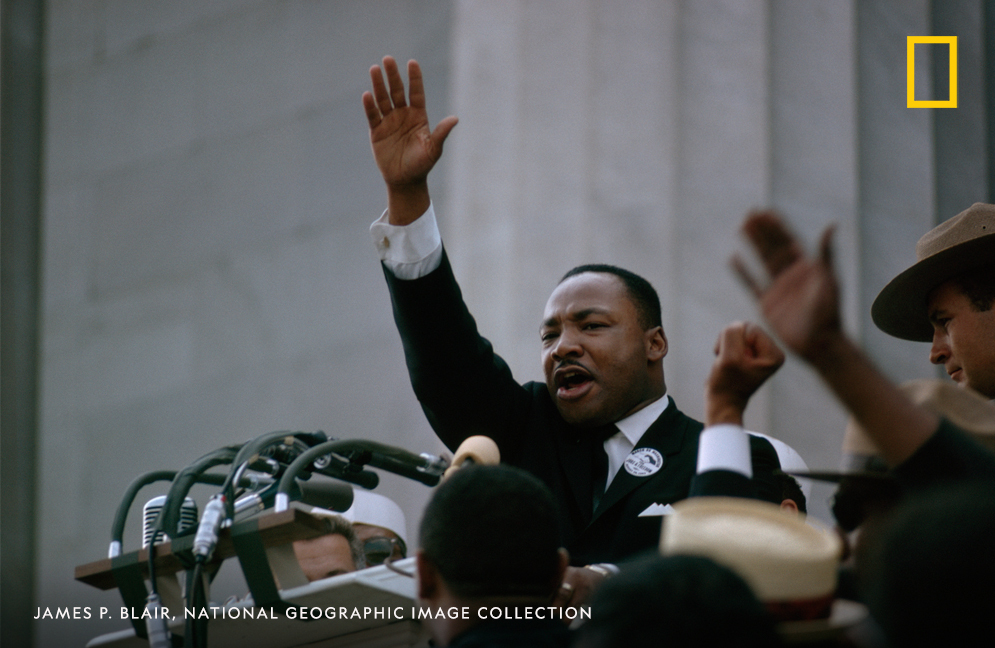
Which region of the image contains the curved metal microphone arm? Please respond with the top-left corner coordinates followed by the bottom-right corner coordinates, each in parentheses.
top-left (275, 439), bottom-right (449, 511)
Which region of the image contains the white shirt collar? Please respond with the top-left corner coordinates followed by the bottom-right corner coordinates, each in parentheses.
top-left (614, 394), bottom-right (670, 446)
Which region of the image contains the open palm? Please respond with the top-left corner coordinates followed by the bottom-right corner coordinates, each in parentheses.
top-left (362, 57), bottom-right (458, 188)
top-left (736, 212), bottom-right (843, 364)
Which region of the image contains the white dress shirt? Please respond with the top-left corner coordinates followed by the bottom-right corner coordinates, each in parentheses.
top-left (605, 396), bottom-right (671, 489)
top-left (370, 203), bottom-right (444, 278)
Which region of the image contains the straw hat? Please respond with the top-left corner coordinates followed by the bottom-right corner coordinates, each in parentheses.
top-left (661, 497), bottom-right (841, 603)
top-left (660, 497), bottom-right (863, 643)
top-left (871, 202), bottom-right (995, 342)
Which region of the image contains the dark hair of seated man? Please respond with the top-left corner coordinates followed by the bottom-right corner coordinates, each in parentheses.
top-left (574, 553), bottom-right (781, 648)
top-left (419, 464), bottom-right (565, 599)
top-left (778, 472), bottom-right (807, 514)
top-left (416, 464), bottom-right (570, 647)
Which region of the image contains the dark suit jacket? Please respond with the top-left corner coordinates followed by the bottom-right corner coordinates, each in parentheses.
top-left (895, 417), bottom-right (995, 489)
top-left (385, 252), bottom-right (779, 564)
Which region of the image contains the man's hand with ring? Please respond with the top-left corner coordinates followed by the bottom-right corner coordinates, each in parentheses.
top-left (553, 565), bottom-right (610, 613)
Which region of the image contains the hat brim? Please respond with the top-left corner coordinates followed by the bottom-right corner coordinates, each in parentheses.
top-left (871, 233), bottom-right (995, 342)
top-left (787, 470), bottom-right (895, 485)
top-left (778, 599), bottom-right (868, 644)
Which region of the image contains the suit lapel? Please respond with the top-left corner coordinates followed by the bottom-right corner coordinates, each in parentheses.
top-left (591, 398), bottom-right (689, 522)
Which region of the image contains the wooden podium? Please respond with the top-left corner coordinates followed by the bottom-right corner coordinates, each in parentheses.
top-left (76, 507), bottom-right (426, 648)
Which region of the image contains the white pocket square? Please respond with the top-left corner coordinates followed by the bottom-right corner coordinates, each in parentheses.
top-left (638, 503), bottom-right (676, 517)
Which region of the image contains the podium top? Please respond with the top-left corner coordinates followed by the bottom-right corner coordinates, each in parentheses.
top-left (86, 557), bottom-right (422, 648)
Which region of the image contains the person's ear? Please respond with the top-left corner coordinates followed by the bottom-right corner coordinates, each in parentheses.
top-left (780, 499), bottom-right (800, 515)
top-left (416, 550), bottom-right (439, 600)
top-left (646, 327), bottom-right (668, 361)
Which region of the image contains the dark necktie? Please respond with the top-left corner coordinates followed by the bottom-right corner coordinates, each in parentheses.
top-left (591, 424), bottom-right (619, 514)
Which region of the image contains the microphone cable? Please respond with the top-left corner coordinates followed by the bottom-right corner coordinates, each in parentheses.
top-left (146, 445), bottom-right (240, 603)
top-left (109, 471), bottom-right (230, 559)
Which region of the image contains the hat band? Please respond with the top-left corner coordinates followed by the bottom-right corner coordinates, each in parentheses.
top-left (841, 453), bottom-right (890, 475)
top-left (766, 592), bottom-right (834, 622)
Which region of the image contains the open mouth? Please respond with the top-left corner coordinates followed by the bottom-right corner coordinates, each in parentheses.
top-left (555, 366), bottom-right (594, 401)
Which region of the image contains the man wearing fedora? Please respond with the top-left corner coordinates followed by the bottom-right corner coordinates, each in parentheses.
top-left (733, 210), bottom-right (995, 487)
top-left (872, 202), bottom-right (995, 400)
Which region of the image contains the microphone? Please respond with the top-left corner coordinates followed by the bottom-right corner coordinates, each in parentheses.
top-left (294, 478), bottom-right (355, 512)
top-left (442, 436), bottom-right (500, 481)
top-left (276, 440), bottom-right (449, 511)
top-left (143, 496), bottom-right (198, 547)
top-left (363, 448), bottom-right (450, 485)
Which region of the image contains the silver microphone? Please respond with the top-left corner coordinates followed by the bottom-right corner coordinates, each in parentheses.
top-left (143, 495), bottom-right (198, 547)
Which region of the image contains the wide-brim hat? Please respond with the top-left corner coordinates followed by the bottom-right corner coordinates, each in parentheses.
top-left (792, 378), bottom-right (995, 483)
top-left (789, 398), bottom-right (895, 485)
top-left (871, 202), bottom-right (995, 342)
top-left (902, 379), bottom-right (995, 453)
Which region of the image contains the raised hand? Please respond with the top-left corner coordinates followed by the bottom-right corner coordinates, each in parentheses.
top-left (732, 210), bottom-right (938, 465)
top-left (733, 211), bottom-right (842, 365)
top-left (705, 321), bottom-right (786, 426)
top-left (362, 57), bottom-right (458, 225)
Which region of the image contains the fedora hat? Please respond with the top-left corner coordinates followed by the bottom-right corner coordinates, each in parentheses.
top-left (793, 378), bottom-right (995, 483)
top-left (901, 378), bottom-right (995, 453)
top-left (871, 202), bottom-right (995, 342)
top-left (790, 414), bottom-right (893, 485)
top-left (790, 390), bottom-right (897, 486)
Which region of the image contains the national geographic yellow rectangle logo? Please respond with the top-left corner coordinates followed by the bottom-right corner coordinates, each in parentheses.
top-left (907, 36), bottom-right (958, 108)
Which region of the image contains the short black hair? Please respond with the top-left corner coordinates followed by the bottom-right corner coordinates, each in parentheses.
top-left (418, 465), bottom-right (561, 598)
top-left (575, 553), bottom-right (781, 648)
top-left (559, 264), bottom-right (662, 330)
top-left (779, 473), bottom-right (807, 514)
top-left (951, 263), bottom-right (995, 312)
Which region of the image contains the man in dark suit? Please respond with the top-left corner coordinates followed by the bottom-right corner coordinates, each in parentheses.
top-left (361, 56), bottom-right (781, 601)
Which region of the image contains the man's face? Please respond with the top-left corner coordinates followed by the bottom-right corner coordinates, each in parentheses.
top-left (927, 279), bottom-right (995, 398)
top-left (352, 523), bottom-right (406, 567)
top-left (293, 533), bottom-right (357, 582)
top-left (540, 272), bottom-right (666, 427)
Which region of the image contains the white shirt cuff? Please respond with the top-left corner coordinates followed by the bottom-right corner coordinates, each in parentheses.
top-left (370, 202), bottom-right (444, 280)
top-left (696, 424), bottom-right (753, 478)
